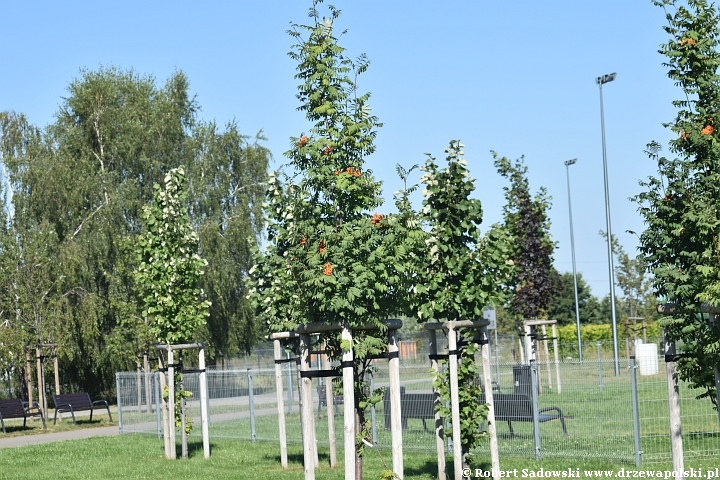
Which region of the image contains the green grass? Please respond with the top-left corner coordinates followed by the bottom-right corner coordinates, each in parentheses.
top-left (0, 434), bottom-right (680, 480)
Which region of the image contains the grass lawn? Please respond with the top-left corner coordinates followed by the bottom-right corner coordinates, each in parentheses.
top-left (0, 434), bottom-right (670, 480)
top-left (0, 426), bottom-right (710, 479)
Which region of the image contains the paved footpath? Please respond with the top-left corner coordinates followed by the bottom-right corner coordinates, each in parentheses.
top-left (0, 425), bottom-right (119, 449)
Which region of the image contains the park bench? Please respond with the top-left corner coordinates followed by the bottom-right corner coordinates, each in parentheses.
top-left (52, 393), bottom-right (112, 425)
top-left (383, 388), bottom-right (436, 431)
top-left (487, 393), bottom-right (568, 437)
top-left (0, 398), bottom-right (46, 433)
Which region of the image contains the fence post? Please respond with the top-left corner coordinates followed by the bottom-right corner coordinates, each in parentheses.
top-left (248, 369), bottom-right (256, 443)
top-left (709, 314), bottom-right (720, 426)
top-left (116, 373), bottom-right (123, 434)
top-left (629, 356), bottom-right (642, 467)
top-left (530, 359), bottom-right (541, 461)
top-left (597, 342), bottom-right (604, 390)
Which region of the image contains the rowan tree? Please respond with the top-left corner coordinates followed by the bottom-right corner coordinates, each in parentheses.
top-left (636, 0), bottom-right (720, 404)
top-left (247, 3), bottom-right (422, 477)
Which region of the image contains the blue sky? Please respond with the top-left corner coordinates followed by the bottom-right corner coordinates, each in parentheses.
top-left (0, 1), bottom-right (680, 298)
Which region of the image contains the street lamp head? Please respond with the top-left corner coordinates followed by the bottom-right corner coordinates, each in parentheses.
top-left (565, 158), bottom-right (577, 167)
top-left (596, 73), bottom-right (617, 85)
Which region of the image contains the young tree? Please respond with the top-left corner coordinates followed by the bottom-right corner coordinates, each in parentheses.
top-left (134, 167), bottom-right (210, 437)
top-left (134, 167), bottom-right (210, 345)
top-left (494, 154), bottom-right (558, 324)
top-left (248, 4), bottom-right (422, 477)
top-left (547, 271), bottom-right (604, 326)
top-left (636, 0), bottom-right (720, 404)
top-left (415, 141), bottom-right (513, 470)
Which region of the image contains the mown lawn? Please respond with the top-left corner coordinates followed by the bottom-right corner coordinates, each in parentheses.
top-left (0, 433), bottom-right (709, 480)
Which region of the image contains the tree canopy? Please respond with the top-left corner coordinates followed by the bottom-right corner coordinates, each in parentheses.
top-left (0, 68), bottom-right (269, 396)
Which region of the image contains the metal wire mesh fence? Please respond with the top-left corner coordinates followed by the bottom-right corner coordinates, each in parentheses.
top-left (115, 339), bottom-right (720, 467)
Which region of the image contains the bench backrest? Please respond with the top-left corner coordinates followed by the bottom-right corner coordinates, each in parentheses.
top-left (53, 393), bottom-right (92, 409)
top-left (492, 393), bottom-right (533, 418)
top-left (0, 399), bottom-right (26, 418)
top-left (401, 393), bottom-right (435, 418)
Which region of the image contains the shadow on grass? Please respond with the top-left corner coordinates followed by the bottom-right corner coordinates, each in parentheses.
top-left (404, 458), bottom-right (453, 478)
top-left (687, 430), bottom-right (720, 439)
top-left (267, 451), bottom-right (332, 465)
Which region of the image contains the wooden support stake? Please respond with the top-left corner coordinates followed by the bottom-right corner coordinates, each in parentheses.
top-left (429, 330), bottom-right (446, 480)
top-left (158, 354), bottom-right (171, 458)
top-left (542, 325), bottom-right (552, 391)
top-left (299, 333), bottom-right (315, 480)
top-left (53, 350), bottom-right (60, 400)
top-left (322, 344), bottom-right (337, 468)
top-left (480, 327), bottom-right (500, 480)
top-left (199, 346), bottom-right (210, 459)
top-left (665, 334), bottom-right (684, 477)
top-left (274, 340), bottom-right (288, 469)
top-left (137, 360), bottom-right (143, 413)
top-left (342, 326), bottom-right (356, 480)
top-left (144, 352), bottom-right (151, 413)
top-left (168, 348), bottom-right (177, 459)
top-left (448, 327), bottom-right (463, 480)
top-left (552, 324), bottom-right (562, 394)
top-left (25, 351), bottom-right (33, 413)
top-left (36, 346), bottom-right (46, 420)
top-left (388, 328), bottom-right (403, 479)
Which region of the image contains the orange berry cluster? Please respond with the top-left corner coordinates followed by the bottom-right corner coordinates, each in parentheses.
top-left (297, 135), bottom-right (309, 147)
top-left (323, 262), bottom-right (333, 276)
top-left (333, 167), bottom-right (362, 177)
top-left (702, 125), bottom-right (714, 135)
top-left (371, 213), bottom-right (384, 226)
top-left (319, 240), bottom-right (327, 253)
top-left (680, 38), bottom-right (697, 46)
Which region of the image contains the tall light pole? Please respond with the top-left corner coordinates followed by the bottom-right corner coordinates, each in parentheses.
top-left (597, 72), bottom-right (620, 376)
top-left (564, 158), bottom-right (583, 363)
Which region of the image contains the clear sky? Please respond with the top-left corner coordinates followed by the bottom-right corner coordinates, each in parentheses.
top-left (0, 1), bottom-right (680, 298)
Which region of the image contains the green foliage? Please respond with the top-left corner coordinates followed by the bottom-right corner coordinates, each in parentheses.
top-left (416, 141), bottom-right (514, 322)
top-left (0, 68), bottom-right (268, 397)
top-left (134, 167), bottom-right (210, 345)
top-left (555, 321), bottom-right (663, 356)
top-left (247, 3), bottom-right (423, 475)
top-left (415, 141), bottom-right (511, 468)
top-left (636, 0), bottom-right (720, 404)
top-left (547, 271), bottom-right (606, 326)
top-left (134, 167), bottom-right (210, 435)
top-left (495, 154), bottom-right (558, 322)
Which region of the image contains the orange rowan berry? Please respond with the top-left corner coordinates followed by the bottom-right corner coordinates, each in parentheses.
top-left (297, 135), bottom-right (308, 147)
top-left (702, 125), bottom-right (714, 135)
top-left (319, 240), bottom-right (327, 253)
top-left (323, 262), bottom-right (333, 276)
top-left (371, 213), bottom-right (384, 226)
